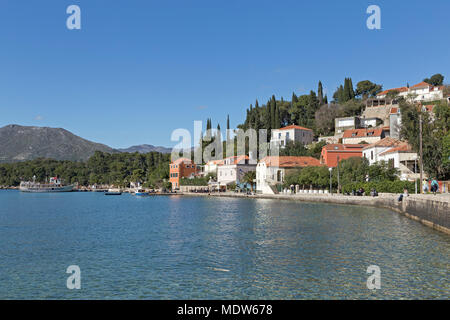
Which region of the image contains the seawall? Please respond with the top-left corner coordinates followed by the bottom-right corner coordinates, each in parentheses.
top-left (180, 192), bottom-right (450, 235)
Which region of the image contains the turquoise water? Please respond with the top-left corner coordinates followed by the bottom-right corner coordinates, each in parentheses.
top-left (0, 190), bottom-right (448, 299)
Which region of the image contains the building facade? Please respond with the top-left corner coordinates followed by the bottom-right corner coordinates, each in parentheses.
top-left (342, 128), bottom-right (385, 144)
top-left (320, 144), bottom-right (365, 167)
top-left (256, 156), bottom-right (321, 194)
top-left (169, 157), bottom-right (199, 190)
top-left (270, 125), bottom-right (314, 148)
top-left (362, 137), bottom-right (403, 165)
top-left (217, 155), bottom-right (257, 187)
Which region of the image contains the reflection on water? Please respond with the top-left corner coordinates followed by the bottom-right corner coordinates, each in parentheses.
top-left (0, 191), bottom-right (448, 299)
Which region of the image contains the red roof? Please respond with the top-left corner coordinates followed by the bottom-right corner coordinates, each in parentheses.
top-left (222, 155), bottom-right (250, 165)
top-left (410, 81), bottom-right (431, 89)
top-left (377, 87), bottom-right (408, 96)
top-left (423, 105), bottom-right (435, 112)
top-left (362, 137), bottom-right (402, 150)
top-left (260, 156), bottom-right (320, 168)
top-left (323, 144), bottom-right (365, 151)
top-left (171, 157), bottom-right (194, 165)
top-left (343, 128), bottom-right (384, 139)
top-left (390, 107), bottom-right (398, 114)
top-left (276, 125), bottom-right (312, 131)
top-left (379, 143), bottom-right (413, 156)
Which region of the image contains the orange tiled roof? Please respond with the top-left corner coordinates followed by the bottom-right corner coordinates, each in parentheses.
top-left (206, 159), bottom-right (224, 165)
top-left (171, 157), bottom-right (194, 165)
top-left (362, 137), bottom-right (402, 150)
top-left (323, 144), bottom-right (365, 151)
top-left (423, 105), bottom-right (435, 112)
top-left (379, 143), bottom-right (413, 156)
top-left (390, 107), bottom-right (398, 114)
top-left (410, 81), bottom-right (431, 89)
top-left (276, 125), bottom-right (312, 131)
top-left (377, 87), bottom-right (408, 96)
top-left (342, 128), bottom-right (384, 139)
top-left (220, 155), bottom-right (250, 165)
top-left (260, 156), bottom-right (320, 168)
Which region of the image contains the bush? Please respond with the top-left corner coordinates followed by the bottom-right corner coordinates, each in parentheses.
top-left (342, 180), bottom-right (415, 195)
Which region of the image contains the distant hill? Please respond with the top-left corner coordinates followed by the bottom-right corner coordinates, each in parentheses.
top-left (0, 124), bottom-right (118, 162)
top-left (117, 144), bottom-right (172, 154)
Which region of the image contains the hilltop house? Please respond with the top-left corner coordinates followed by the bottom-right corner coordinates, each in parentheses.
top-left (270, 125), bottom-right (314, 148)
top-left (320, 144), bottom-right (365, 167)
top-left (256, 156), bottom-right (320, 194)
top-left (376, 81), bottom-right (444, 102)
top-left (342, 128), bottom-right (385, 145)
top-left (169, 158), bottom-right (199, 190)
top-left (217, 155), bottom-right (257, 188)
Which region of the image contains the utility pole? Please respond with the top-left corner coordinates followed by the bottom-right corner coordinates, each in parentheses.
top-left (419, 106), bottom-right (424, 194)
top-left (337, 155), bottom-right (340, 194)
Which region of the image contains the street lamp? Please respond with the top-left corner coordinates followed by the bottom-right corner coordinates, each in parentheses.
top-left (328, 167), bottom-right (333, 195)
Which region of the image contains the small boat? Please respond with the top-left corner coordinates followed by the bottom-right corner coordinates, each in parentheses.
top-left (105, 192), bottom-right (121, 195)
top-left (20, 176), bottom-right (74, 193)
top-left (105, 188), bottom-right (122, 196)
top-left (134, 188), bottom-right (149, 196)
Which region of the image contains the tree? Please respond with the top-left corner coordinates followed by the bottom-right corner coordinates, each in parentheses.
top-left (355, 80), bottom-right (383, 99)
top-left (423, 73), bottom-right (444, 86)
top-left (315, 104), bottom-right (340, 136)
top-left (400, 101), bottom-right (449, 179)
top-left (242, 171), bottom-right (256, 192)
top-left (318, 81), bottom-right (324, 105)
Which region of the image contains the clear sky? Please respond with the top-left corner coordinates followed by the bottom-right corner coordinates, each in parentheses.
top-left (0, 0), bottom-right (448, 148)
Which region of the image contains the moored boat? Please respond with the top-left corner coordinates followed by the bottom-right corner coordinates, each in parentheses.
top-left (19, 176), bottom-right (74, 193)
top-left (134, 188), bottom-right (149, 196)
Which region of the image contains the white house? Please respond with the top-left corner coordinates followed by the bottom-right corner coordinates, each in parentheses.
top-left (270, 125), bottom-right (314, 148)
top-left (203, 159), bottom-right (224, 176)
top-left (363, 138), bottom-right (419, 181)
top-left (362, 137), bottom-right (403, 165)
top-left (378, 144), bottom-right (419, 181)
top-left (256, 156), bottom-right (321, 194)
top-left (377, 81), bottom-right (444, 102)
top-left (217, 155), bottom-right (257, 187)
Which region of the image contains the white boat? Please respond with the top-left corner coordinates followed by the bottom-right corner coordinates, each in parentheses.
top-left (134, 188), bottom-right (149, 196)
top-left (19, 176), bottom-right (74, 193)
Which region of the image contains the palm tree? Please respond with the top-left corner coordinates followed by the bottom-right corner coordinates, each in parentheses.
top-left (242, 171), bottom-right (256, 192)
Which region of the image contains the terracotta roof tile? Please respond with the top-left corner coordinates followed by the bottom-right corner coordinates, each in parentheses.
top-left (276, 125), bottom-right (312, 131)
top-left (342, 128), bottom-right (384, 139)
top-left (259, 156), bottom-right (320, 168)
top-left (362, 137), bottom-right (402, 150)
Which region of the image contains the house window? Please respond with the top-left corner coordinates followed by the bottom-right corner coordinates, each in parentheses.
top-left (286, 132), bottom-right (290, 140)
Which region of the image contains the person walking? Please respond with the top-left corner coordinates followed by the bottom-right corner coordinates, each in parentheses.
top-left (431, 178), bottom-right (439, 195)
top-left (422, 179), bottom-right (429, 193)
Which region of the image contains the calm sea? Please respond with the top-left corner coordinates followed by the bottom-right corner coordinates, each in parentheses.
top-left (0, 190), bottom-right (448, 299)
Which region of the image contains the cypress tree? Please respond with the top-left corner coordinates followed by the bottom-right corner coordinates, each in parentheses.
top-left (318, 81), bottom-right (324, 105)
top-left (226, 114), bottom-right (230, 141)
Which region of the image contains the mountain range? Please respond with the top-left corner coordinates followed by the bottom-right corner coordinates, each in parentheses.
top-left (0, 124), bottom-right (171, 163)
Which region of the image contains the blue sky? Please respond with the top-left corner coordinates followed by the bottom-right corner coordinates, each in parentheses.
top-left (0, 0), bottom-right (448, 148)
